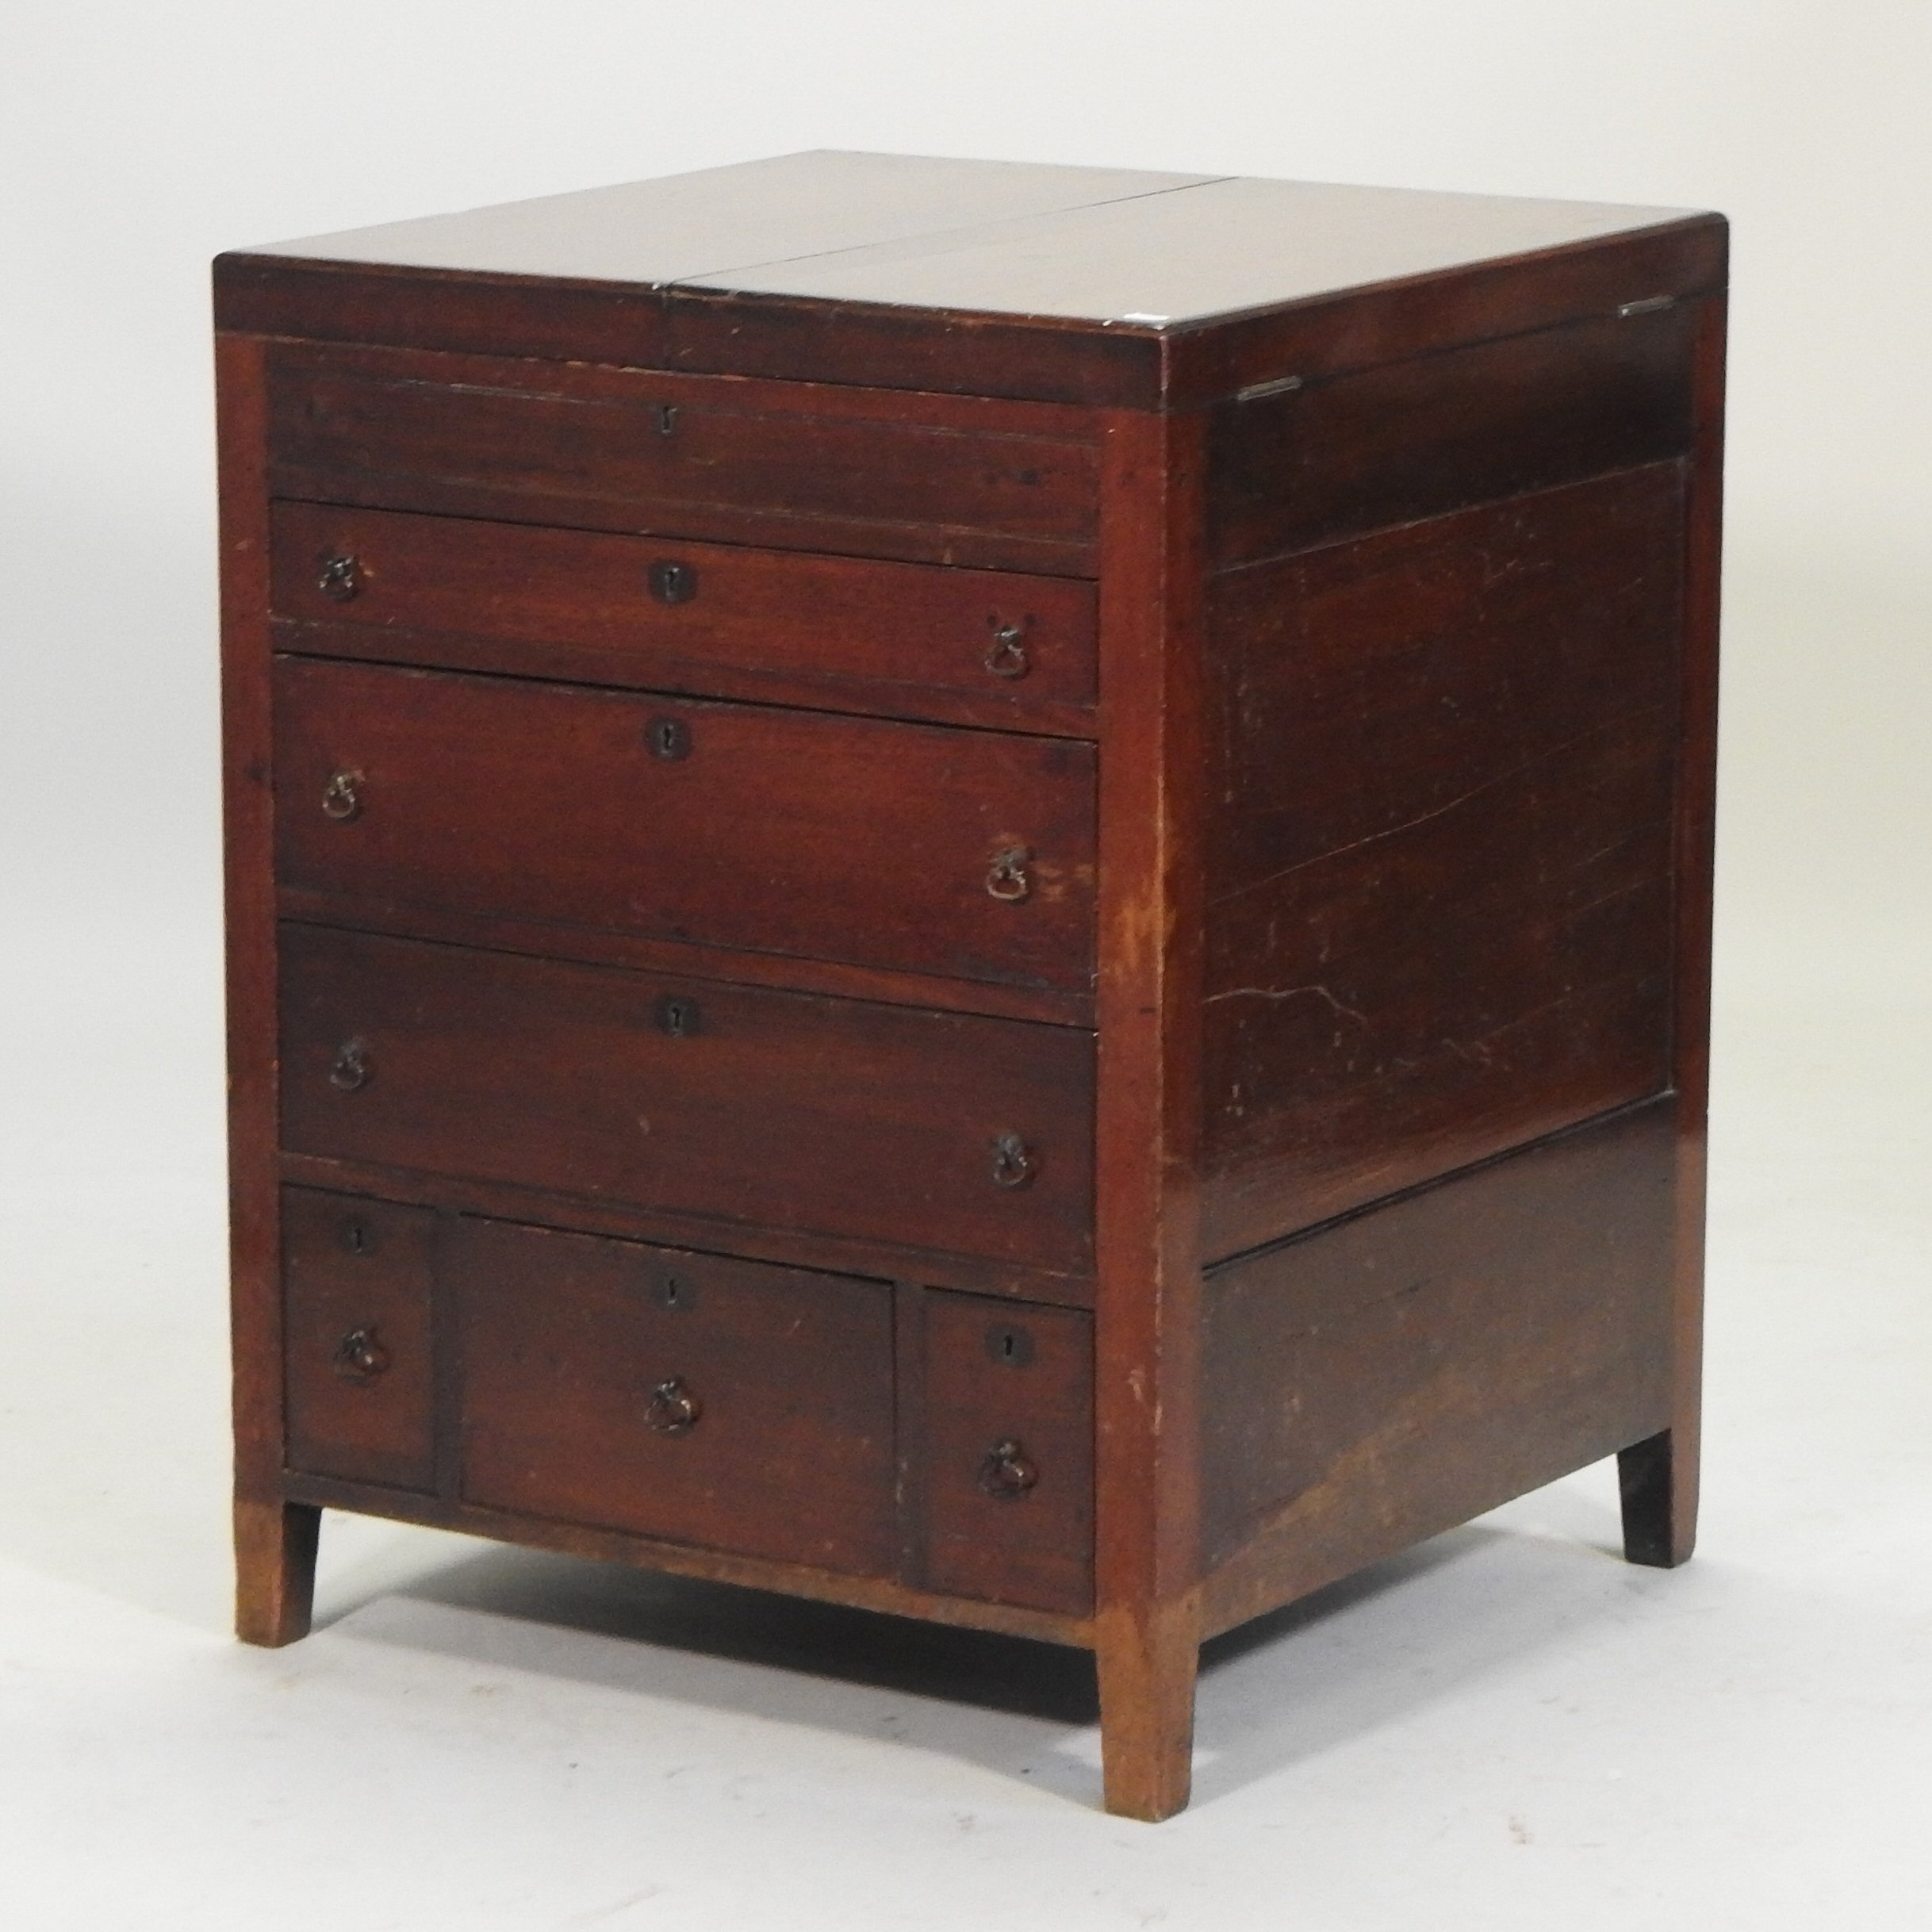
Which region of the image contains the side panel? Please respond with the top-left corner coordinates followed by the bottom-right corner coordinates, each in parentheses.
top-left (1200, 462), bottom-right (1687, 1259)
top-left (1205, 303), bottom-right (1696, 567)
top-left (1200, 1100), bottom-right (1676, 1636)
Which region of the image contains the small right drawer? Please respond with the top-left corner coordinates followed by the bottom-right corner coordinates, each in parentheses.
top-left (918, 1290), bottom-right (1094, 1615)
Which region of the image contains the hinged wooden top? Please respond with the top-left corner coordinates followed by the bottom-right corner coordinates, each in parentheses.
top-left (216, 150), bottom-right (1725, 408)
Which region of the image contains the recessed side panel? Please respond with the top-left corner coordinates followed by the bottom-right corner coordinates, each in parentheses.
top-left (1205, 302), bottom-right (1696, 567)
top-left (1200, 462), bottom-right (1686, 1260)
top-left (1200, 1099), bottom-right (1676, 1637)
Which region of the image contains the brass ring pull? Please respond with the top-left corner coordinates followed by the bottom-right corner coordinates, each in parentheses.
top-left (332, 1326), bottom-right (389, 1382)
top-left (321, 769), bottom-right (364, 822)
top-left (329, 1038), bottom-right (372, 1092)
top-left (979, 1438), bottom-right (1039, 1500)
top-left (317, 554), bottom-right (361, 602)
top-left (990, 1131), bottom-right (1035, 1189)
top-left (645, 1375), bottom-right (703, 1436)
top-left (984, 620), bottom-right (1029, 680)
top-left (986, 845), bottom-right (1032, 902)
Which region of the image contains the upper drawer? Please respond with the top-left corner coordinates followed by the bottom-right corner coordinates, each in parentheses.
top-left (266, 344), bottom-right (1102, 575)
top-left (270, 502), bottom-right (1098, 734)
top-left (274, 657), bottom-right (1094, 995)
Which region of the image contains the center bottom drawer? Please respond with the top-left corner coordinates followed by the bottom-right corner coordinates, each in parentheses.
top-left (282, 1188), bottom-right (1095, 1612)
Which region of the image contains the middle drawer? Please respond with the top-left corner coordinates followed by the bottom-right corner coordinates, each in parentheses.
top-left (280, 925), bottom-right (1096, 1275)
top-left (274, 657), bottom-right (1095, 994)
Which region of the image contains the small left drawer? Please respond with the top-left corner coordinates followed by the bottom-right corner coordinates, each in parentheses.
top-left (282, 1187), bottom-right (437, 1491)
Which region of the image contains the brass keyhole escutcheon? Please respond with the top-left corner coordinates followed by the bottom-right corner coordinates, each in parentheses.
top-left (990, 1131), bottom-right (1035, 1189)
top-left (645, 1376), bottom-right (703, 1436)
top-left (986, 845), bottom-right (1032, 902)
top-left (332, 1325), bottom-right (389, 1382)
top-left (979, 1438), bottom-right (1039, 1500)
top-left (984, 619), bottom-right (1029, 680)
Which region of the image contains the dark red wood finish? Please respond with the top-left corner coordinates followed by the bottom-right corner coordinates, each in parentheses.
top-left (1620, 289), bottom-right (1728, 1571)
top-left (454, 1218), bottom-right (899, 1575)
top-left (272, 657), bottom-right (1096, 994)
top-left (1204, 303), bottom-right (1696, 567)
top-left (278, 924), bottom-right (1096, 1276)
top-left (270, 501), bottom-right (1099, 734)
top-left (1090, 408), bottom-right (1209, 1819)
top-left (915, 1290), bottom-right (1095, 1615)
top-left (1200, 462), bottom-right (1687, 1259)
top-left (220, 155), bottom-right (1723, 1823)
top-left (266, 343), bottom-right (1102, 574)
top-left (219, 332), bottom-right (325, 1648)
top-left (282, 1188), bottom-right (438, 1490)
top-left (214, 154), bottom-right (1724, 410)
top-left (1201, 1101), bottom-right (1675, 1634)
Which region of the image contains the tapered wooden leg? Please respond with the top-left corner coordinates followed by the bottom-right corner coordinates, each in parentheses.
top-left (1618, 1427), bottom-right (1696, 1567)
top-left (1095, 1594), bottom-right (1200, 1821)
top-left (235, 1497), bottom-right (320, 1646)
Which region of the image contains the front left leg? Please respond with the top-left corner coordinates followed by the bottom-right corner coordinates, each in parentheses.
top-left (235, 1497), bottom-right (320, 1646)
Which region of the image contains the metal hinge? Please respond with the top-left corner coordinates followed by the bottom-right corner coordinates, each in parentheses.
top-left (1233, 373), bottom-right (1305, 404)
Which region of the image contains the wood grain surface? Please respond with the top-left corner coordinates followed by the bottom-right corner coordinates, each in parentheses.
top-left (274, 656), bottom-right (1096, 994)
top-left (270, 500), bottom-right (1099, 734)
top-left (454, 1217), bottom-right (899, 1575)
top-left (266, 342), bottom-right (1102, 573)
top-left (914, 1290), bottom-right (1095, 1615)
top-left (1200, 464), bottom-right (1686, 1259)
top-left (282, 1188), bottom-right (439, 1491)
top-left (1201, 1100), bottom-right (1677, 1637)
top-left (278, 925), bottom-right (1096, 1274)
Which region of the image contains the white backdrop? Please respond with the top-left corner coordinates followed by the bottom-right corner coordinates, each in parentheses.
top-left (3, 6), bottom-right (1928, 1928)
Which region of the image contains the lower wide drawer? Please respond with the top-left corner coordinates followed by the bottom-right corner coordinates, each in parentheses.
top-left (454, 1216), bottom-right (899, 1575)
top-left (279, 925), bottom-right (1095, 1275)
top-left (280, 1189), bottom-right (1095, 1612)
